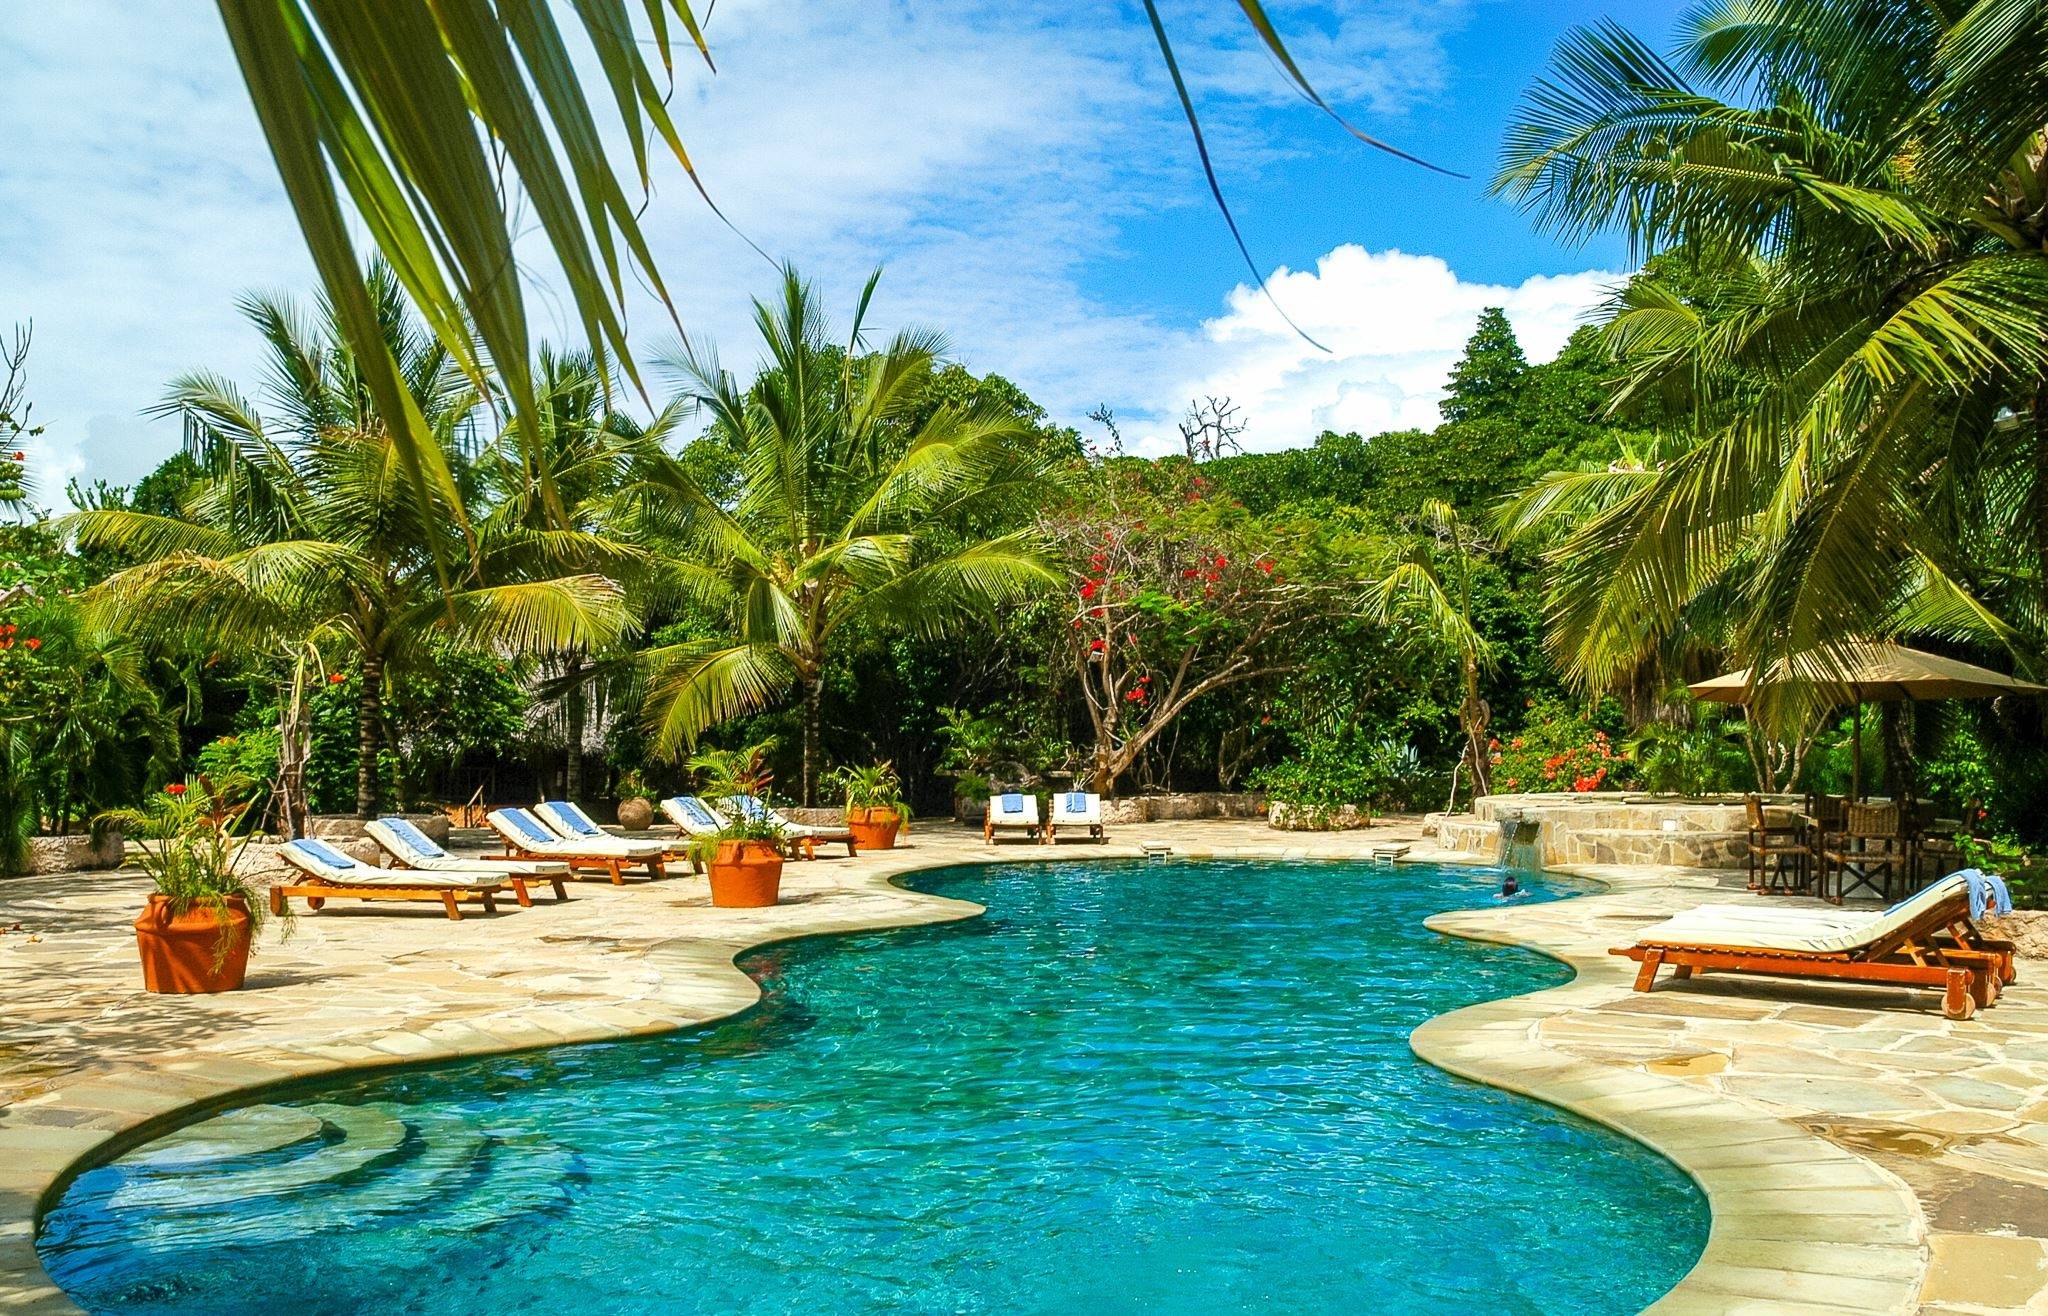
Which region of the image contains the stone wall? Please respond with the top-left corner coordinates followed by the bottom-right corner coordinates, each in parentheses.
top-left (25, 831), bottom-right (125, 875)
top-left (303, 814), bottom-right (452, 846)
top-left (1427, 791), bottom-right (1789, 871)
top-left (1267, 803), bottom-right (1378, 832)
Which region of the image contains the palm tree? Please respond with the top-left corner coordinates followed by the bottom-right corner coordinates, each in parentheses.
top-left (1492, 0), bottom-right (2048, 723)
top-left (480, 347), bottom-right (679, 802)
top-left (626, 269), bottom-right (1057, 803)
top-left (1370, 501), bottom-right (1495, 801)
top-left (70, 270), bottom-right (629, 824)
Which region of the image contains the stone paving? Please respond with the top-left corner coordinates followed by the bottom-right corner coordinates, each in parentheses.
top-left (0, 818), bottom-right (2044, 1313)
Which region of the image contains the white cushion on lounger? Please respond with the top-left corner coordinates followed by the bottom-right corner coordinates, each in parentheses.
top-left (1049, 792), bottom-right (1100, 824)
top-left (366, 818), bottom-right (569, 878)
top-left (280, 839), bottom-right (494, 889)
top-left (662, 795), bottom-right (728, 836)
top-left (1638, 874), bottom-right (1972, 954)
top-left (491, 807), bottom-right (662, 859)
top-left (986, 794), bottom-right (1040, 826)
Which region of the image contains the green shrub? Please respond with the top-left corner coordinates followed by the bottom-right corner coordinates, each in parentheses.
top-left (1492, 697), bottom-right (1633, 793)
top-left (1251, 729), bottom-right (1402, 822)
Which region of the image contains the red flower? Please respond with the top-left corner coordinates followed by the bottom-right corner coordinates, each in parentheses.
top-left (1213, 555), bottom-right (1228, 568)
top-left (165, 783), bottom-right (187, 796)
top-left (1089, 639), bottom-right (1105, 652)
top-left (1257, 558), bottom-right (1275, 574)
top-left (1182, 568), bottom-right (1201, 579)
top-left (22, 638), bottom-right (37, 650)
top-left (1510, 738), bottom-right (1524, 749)
top-left (1089, 606), bottom-right (1105, 618)
top-left (1079, 580), bottom-right (1099, 600)
top-left (1071, 619), bottom-right (1085, 629)
top-left (1088, 554), bottom-right (1107, 568)
top-left (329, 672), bottom-right (347, 684)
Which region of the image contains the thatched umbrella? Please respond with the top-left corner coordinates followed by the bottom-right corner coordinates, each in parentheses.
top-left (1689, 643), bottom-right (2048, 799)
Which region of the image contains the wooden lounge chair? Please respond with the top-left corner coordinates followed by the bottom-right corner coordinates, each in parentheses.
top-left (719, 795), bottom-right (858, 859)
top-left (1613, 873), bottom-right (2017, 1020)
top-left (271, 838), bottom-right (507, 921)
top-left (1046, 791), bottom-right (1105, 843)
top-left (487, 807), bottom-right (666, 884)
top-left (536, 799), bottom-right (700, 872)
top-left (983, 792), bottom-right (1042, 844)
top-left (365, 817), bottom-right (570, 904)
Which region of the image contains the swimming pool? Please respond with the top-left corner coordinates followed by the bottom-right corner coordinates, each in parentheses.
top-left (40, 859), bottom-right (1707, 1314)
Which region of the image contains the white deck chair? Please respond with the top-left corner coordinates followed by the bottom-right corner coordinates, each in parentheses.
top-left (720, 795), bottom-right (858, 859)
top-left (538, 798), bottom-right (702, 871)
top-left (365, 818), bottom-right (570, 904)
top-left (983, 792), bottom-right (1042, 843)
top-left (1047, 791), bottom-right (1105, 843)
top-left (273, 838), bottom-right (507, 920)
top-left (487, 806), bottom-right (666, 884)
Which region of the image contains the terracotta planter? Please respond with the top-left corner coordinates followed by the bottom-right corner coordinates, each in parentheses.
top-left (707, 840), bottom-right (784, 908)
top-left (845, 806), bottom-right (903, 851)
top-left (133, 894), bottom-right (251, 994)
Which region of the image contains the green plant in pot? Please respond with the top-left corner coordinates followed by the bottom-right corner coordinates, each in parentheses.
top-left (685, 742), bottom-right (786, 907)
top-left (100, 774), bottom-right (275, 993)
top-left (828, 761), bottom-right (910, 851)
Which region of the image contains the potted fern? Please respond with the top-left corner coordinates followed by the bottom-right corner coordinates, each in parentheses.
top-left (101, 775), bottom-right (272, 994)
top-left (686, 742), bottom-right (787, 907)
top-left (829, 760), bottom-right (910, 851)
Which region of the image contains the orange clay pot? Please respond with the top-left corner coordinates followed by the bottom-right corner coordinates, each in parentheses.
top-left (707, 839), bottom-right (784, 908)
top-left (844, 807), bottom-right (903, 852)
top-left (134, 894), bottom-right (251, 994)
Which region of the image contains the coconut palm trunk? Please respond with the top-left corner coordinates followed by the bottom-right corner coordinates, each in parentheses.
top-left (564, 652), bottom-right (586, 803)
top-left (356, 653), bottom-right (384, 819)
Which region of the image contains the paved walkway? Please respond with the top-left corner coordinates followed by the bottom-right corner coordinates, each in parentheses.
top-left (1, 819), bottom-right (2044, 1313)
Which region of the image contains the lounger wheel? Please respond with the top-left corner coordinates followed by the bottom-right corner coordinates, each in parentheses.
top-left (1943, 969), bottom-right (1976, 1021)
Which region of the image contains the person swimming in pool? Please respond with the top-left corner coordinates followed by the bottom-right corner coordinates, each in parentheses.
top-left (1498, 874), bottom-right (1524, 899)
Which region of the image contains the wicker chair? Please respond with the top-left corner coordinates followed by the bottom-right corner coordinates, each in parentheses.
top-left (1822, 801), bottom-right (1908, 904)
top-left (1744, 794), bottom-right (1811, 895)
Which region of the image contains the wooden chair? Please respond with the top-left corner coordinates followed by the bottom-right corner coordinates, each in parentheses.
top-left (271, 839), bottom-right (508, 921)
top-left (1744, 794), bottom-right (1810, 895)
top-left (1822, 801), bottom-right (1908, 904)
top-left (1613, 872), bottom-right (2017, 1020)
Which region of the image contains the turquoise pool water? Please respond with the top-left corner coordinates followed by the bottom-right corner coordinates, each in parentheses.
top-left (41, 859), bottom-right (1707, 1314)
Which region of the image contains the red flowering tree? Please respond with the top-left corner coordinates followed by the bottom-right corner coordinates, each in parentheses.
top-left (1040, 469), bottom-right (1366, 793)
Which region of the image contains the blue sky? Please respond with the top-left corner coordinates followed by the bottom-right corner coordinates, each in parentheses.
top-left (0, 1), bottom-right (1682, 498)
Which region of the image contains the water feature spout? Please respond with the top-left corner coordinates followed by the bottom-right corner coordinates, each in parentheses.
top-left (1496, 812), bottom-right (1543, 871)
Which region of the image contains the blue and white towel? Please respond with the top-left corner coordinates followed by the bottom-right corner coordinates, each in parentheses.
top-left (379, 816), bottom-right (444, 858)
top-left (291, 838), bottom-right (359, 870)
top-left (1065, 791), bottom-right (1089, 814)
top-left (1954, 867), bottom-right (2013, 920)
top-left (671, 797), bottom-right (718, 828)
top-left (998, 793), bottom-right (1025, 815)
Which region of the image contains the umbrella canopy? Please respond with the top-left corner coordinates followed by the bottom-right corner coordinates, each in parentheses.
top-left (1689, 643), bottom-right (2048, 704)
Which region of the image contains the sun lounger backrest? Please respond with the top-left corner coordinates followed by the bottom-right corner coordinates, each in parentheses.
top-left (540, 800), bottom-right (604, 837)
top-left (998, 793), bottom-right (1025, 815)
top-left (1064, 791), bottom-right (1090, 814)
top-left (727, 795), bottom-right (768, 823)
top-left (665, 796), bottom-right (721, 829)
top-left (373, 816), bottom-right (445, 860)
top-left (284, 838), bottom-right (359, 875)
top-left (496, 808), bottom-right (559, 847)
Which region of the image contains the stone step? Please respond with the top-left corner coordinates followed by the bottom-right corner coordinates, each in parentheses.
top-left (120, 1104), bottom-right (326, 1171)
top-left (104, 1105), bottom-right (578, 1253)
top-left (110, 1103), bottom-right (408, 1210)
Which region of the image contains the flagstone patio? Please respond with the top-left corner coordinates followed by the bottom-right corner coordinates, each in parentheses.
top-left (1, 818), bottom-right (2044, 1313)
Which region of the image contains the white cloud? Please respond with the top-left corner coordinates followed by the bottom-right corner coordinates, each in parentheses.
top-left (1124, 245), bottom-right (1621, 453)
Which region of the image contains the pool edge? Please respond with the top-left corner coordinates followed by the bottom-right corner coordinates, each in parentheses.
top-left (5, 844), bottom-right (1927, 1314)
top-left (1415, 863), bottom-right (1929, 1315)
